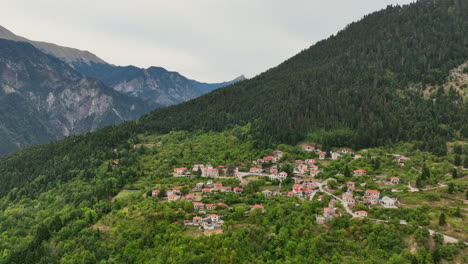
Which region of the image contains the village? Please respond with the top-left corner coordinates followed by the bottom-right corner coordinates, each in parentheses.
top-left (144, 145), bottom-right (411, 233)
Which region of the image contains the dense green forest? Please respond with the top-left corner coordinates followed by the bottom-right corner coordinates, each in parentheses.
top-left (0, 0), bottom-right (467, 263)
top-left (138, 0), bottom-right (468, 151)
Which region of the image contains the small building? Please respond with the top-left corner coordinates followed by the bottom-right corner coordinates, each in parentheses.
top-left (250, 167), bottom-right (263, 173)
top-left (202, 188), bottom-right (212, 194)
top-left (173, 167), bottom-right (188, 176)
top-left (193, 202), bottom-right (205, 210)
top-left (305, 145), bottom-right (315, 152)
top-left (331, 152), bottom-right (341, 160)
top-left (365, 190), bottom-right (380, 198)
top-left (192, 164), bottom-right (205, 172)
top-left (380, 196), bottom-right (397, 208)
top-left (398, 156), bottom-right (410, 166)
top-left (151, 190), bottom-right (160, 196)
top-left (346, 181), bottom-right (355, 190)
top-left (364, 195), bottom-right (379, 204)
top-left (354, 154), bottom-right (362, 159)
top-left (251, 204), bottom-right (265, 213)
top-left (390, 177), bottom-right (400, 184)
top-left (193, 216), bottom-right (203, 225)
top-left (319, 153), bottom-right (326, 160)
top-left (234, 187), bottom-right (243, 194)
top-left (168, 194), bottom-right (180, 201)
top-left (316, 215), bottom-right (326, 224)
top-left (354, 169), bottom-right (368, 176)
top-left (274, 150), bottom-right (283, 158)
top-left (309, 165), bottom-right (319, 170)
top-left (184, 194), bottom-right (194, 201)
top-left (262, 190), bottom-right (273, 197)
top-left (210, 214), bottom-right (220, 222)
top-left (355, 210), bottom-right (367, 217)
top-left (206, 204), bottom-right (216, 210)
top-left (310, 170), bottom-right (320, 177)
top-left (217, 202), bottom-right (228, 208)
top-left (112, 160), bottom-right (120, 167)
top-left (305, 159), bottom-right (316, 164)
top-left (279, 171), bottom-right (288, 180)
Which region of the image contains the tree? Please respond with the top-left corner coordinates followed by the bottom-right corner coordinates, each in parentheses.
top-left (451, 168), bottom-right (458, 179)
top-left (344, 165), bottom-right (351, 178)
top-left (421, 163), bottom-right (430, 181)
top-left (438, 213), bottom-right (446, 226)
top-left (180, 186), bottom-right (190, 196)
top-left (447, 182), bottom-right (455, 194)
top-left (454, 206), bottom-right (462, 218)
top-left (463, 156), bottom-right (468, 168)
top-left (454, 155), bottom-right (461, 166)
top-left (158, 188), bottom-right (167, 198)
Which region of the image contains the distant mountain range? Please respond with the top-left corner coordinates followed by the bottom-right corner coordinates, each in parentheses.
top-left (0, 25), bottom-right (246, 154)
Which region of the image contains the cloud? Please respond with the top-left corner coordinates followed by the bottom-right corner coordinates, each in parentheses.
top-left (0, 0), bottom-right (414, 82)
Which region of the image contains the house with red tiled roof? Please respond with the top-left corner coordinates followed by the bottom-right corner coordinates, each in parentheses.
top-left (193, 202), bottom-right (205, 210)
top-left (173, 167), bottom-right (188, 176)
top-left (152, 190), bottom-right (160, 196)
top-left (354, 154), bottom-right (362, 159)
top-left (184, 194), bottom-right (194, 201)
top-left (210, 214), bottom-right (220, 222)
top-left (390, 177), bottom-right (400, 184)
top-left (168, 194), bottom-right (180, 201)
top-left (202, 188), bottom-right (212, 194)
top-left (355, 210), bottom-right (367, 217)
top-left (305, 159), bottom-right (316, 164)
top-left (193, 216), bottom-right (203, 224)
top-left (354, 169), bottom-right (367, 176)
top-left (250, 167), bottom-right (263, 173)
top-left (233, 187), bottom-right (243, 194)
top-left (346, 181), bottom-right (355, 190)
top-left (251, 204), bottom-right (265, 213)
top-left (305, 145), bottom-right (314, 152)
top-left (319, 153), bottom-right (326, 160)
top-left (206, 204), bottom-right (216, 210)
top-left (279, 171), bottom-right (288, 180)
top-left (274, 150), bottom-right (283, 158)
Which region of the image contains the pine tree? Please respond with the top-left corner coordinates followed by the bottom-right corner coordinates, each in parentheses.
top-left (454, 155), bottom-right (461, 166)
top-left (438, 213), bottom-right (447, 226)
top-left (447, 182), bottom-right (455, 194)
top-left (421, 163), bottom-right (430, 181)
top-left (454, 206), bottom-right (462, 217)
top-left (452, 168), bottom-right (458, 179)
top-left (344, 165), bottom-right (351, 178)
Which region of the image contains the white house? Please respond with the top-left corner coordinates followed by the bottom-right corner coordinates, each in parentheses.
top-left (319, 153), bottom-right (326, 160)
top-left (354, 169), bottom-right (368, 176)
top-left (380, 196), bottom-right (397, 208)
top-left (331, 152), bottom-right (341, 160)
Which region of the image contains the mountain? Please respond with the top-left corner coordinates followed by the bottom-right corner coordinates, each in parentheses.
top-left (0, 25), bottom-right (246, 106)
top-left (0, 39), bottom-right (153, 155)
top-left (73, 62), bottom-right (246, 106)
top-left (0, 25), bottom-right (106, 65)
top-left (0, 26), bottom-right (244, 154)
top-left (0, 0), bottom-right (467, 262)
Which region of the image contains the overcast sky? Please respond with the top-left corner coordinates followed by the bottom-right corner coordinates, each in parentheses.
top-left (1, 0), bottom-right (414, 82)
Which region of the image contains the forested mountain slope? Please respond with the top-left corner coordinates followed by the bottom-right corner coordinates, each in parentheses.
top-left (138, 0), bottom-right (468, 152)
top-left (0, 0), bottom-right (467, 263)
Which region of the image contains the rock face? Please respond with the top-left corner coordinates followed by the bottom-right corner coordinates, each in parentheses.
top-left (74, 62), bottom-right (246, 106)
top-left (0, 39), bottom-right (151, 154)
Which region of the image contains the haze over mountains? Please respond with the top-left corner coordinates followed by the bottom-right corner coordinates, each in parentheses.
top-left (0, 25), bottom-right (245, 154)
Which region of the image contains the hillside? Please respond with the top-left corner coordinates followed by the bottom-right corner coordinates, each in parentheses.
top-left (0, 0), bottom-right (467, 263)
top-left (136, 0), bottom-right (468, 153)
top-left (0, 39), bottom-right (153, 155)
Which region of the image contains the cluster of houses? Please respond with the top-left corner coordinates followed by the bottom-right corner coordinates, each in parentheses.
top-left (294, 159), bottom-right (321, 176)
top-left (288, 179), bottom-right (318, 198)
top-left (316, 199), bottom-right (340, 224)
top-left (184, 203), bottom-right (265, 230)
top-left (304, 146), bottom-right (362, 161)
top-left (340, 185), bottom-right (398, 209)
